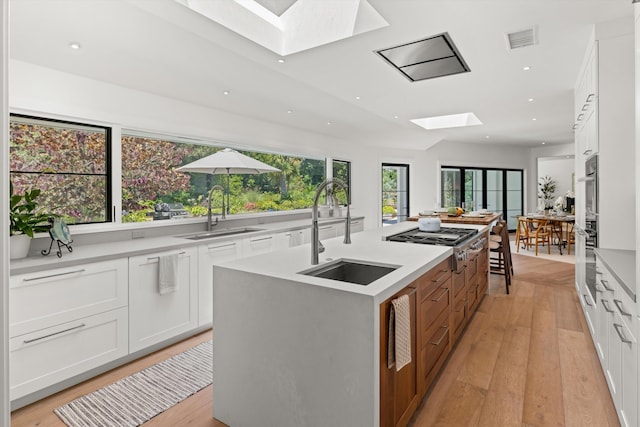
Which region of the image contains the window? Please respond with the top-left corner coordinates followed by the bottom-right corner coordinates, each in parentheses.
top-left (9, 115), bottom-right (111, 224)
top-left (332, 159), bottom-right (351, 204)
top-left (382, 163), bottom-right (409, 225)
top-left (121, 133), bottom-right (326, 222)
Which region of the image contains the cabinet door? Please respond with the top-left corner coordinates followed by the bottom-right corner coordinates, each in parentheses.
top-left (129, 247), bottom-right (198, 352)
top-left (10, 306), bottom-right (128, 400)
top-left (10, 258), bottom-right (128, 338)
top-left (242, 234), bottom-right (275, 256)
top-left (620, 319), bottom-right (637, 427)
top-left (198, 240), bottom-right (242, 326)
top-left (380, 285), bottom-right (419, 427)
top-left (318, 224), bottom-right (337, 240)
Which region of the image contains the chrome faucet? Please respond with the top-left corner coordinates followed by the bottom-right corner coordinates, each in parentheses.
top-left (207, 184), bottom-right (226, 231)
top-left (311, 178), bottom-right (351, 265)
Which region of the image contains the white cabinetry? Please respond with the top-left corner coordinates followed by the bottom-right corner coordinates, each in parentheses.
top-left (198, 240), bottom-right (242, 326)
top-left (595, 255), bottom-right (638, 427)
top-left (276, 228), bottom-right (310, 249)
top-left (129, 248), bottom-right (198, 352)
top-left (242, 233), bottom-right (276, 256)
top-left (9, 259), bottom-right (129, 400)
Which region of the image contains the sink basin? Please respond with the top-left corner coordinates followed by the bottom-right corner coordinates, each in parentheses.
top-left (181, 227), bottom-right (264, 240)
top-left (299, 259), bottom-right (399, 285)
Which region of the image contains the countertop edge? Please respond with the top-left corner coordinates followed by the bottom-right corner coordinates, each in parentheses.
top-left (594, 248), bottom-right (636, 302)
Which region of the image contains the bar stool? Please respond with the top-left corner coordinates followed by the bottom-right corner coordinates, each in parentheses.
top-left (489, 221), bottom-right (513, 294)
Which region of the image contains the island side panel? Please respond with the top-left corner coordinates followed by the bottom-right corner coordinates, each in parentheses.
top-left (212, 265), bottom-right (376, 427)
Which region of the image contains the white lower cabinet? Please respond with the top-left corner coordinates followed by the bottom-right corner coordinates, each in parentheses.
top-left (198, 240), bottom-right (242, 326)
top-left (242, 233), bottom-right (275, 256)
top-left (10, 307), bottom-right (128, 400)
top-left (128, 247), bottom-right (198, 353)
top-left (276, 228), bottom-right (310, 249)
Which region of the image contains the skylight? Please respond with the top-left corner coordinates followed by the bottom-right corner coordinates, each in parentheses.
top-left (410, 113), bottom-right (483, 130)
top-left (175, 0), bottom-right (388, 56)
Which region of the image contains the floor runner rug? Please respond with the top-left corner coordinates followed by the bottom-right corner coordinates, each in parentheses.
top-left (54, 340), bottom-right (213, 427)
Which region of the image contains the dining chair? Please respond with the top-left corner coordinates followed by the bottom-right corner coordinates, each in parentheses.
top-left (489, 221), bottom-right (513, 294)
top-left (528, 218), bottom-right (551, 256)
top-left (515, 217), bottom-right (530, 252)
top-left (566, 222), bottom-right (576, 255)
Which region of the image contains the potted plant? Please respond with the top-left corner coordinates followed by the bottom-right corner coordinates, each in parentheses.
top-left (9, 181), bottom-right (51, 259)
top-left (538, 175), bottom-right (557, 213)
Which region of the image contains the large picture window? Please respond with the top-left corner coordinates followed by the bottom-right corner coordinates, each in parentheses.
top-left (9, 115), bottom-right (111, 224)
top-left (121, 133), bottom-right (326, 222)
top-left (332, 159), bottom-right (351, 204)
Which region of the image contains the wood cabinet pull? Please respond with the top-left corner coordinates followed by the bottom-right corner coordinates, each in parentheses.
top-left (600, 279), bottom-right (613, 291)
top-left (582, 295), bottom-right (593, 307)
top-left (23, 269), bottom-right (87, 282)
top-left (431, 271), bottom-right (449, 283)
top-left (431, 326), bottom-right (449, 346)
top-left (613, 299), bottom-right (632, 317)
top-left (613, 323), bottom-right (632, 344)
top-left (601, 299), bottom-right (614, 314)
top-left (431, 287), bottom-right (449, 302)
top-left (23, 323), bottom-right (86, 344)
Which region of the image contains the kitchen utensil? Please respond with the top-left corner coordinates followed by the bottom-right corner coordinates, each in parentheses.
top-left (418, 216), bottom-right (441, 232)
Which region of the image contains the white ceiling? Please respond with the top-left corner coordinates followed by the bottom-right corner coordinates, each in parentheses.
top-left (8, 0), bottom-right (633, 150)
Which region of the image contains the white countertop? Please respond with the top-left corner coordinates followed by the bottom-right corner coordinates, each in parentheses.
top-left (595, 248), bottom-right (636, 302)
top-left (217, 222), bottom-right (489, 303)
top-left (9, 216), bottom-right (363, 276)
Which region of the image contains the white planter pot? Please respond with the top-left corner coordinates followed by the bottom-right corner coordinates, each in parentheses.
top-left (10, 234), bottom-right (32, 259)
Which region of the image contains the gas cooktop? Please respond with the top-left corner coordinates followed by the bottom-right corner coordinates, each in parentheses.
top-left (386, 227), bottom-right (478, 246)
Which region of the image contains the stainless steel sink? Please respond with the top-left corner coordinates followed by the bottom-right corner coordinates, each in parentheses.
top-left (299, 259), bottom-right (399, 285)
top-left (181, 227), bottom-right (264, 240)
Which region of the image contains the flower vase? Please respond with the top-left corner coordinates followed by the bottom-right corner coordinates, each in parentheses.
top-left (10, 234), bottom-right (31, 259)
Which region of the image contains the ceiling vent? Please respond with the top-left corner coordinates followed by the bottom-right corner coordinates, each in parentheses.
top-left (375, 32), bottom-right (470, 82)
top-left (505, 26), bottom-right (538, 50)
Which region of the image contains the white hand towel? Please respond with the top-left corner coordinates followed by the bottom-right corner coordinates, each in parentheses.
top-left (388, 294), bottom-right (411, 371)
top-left (158, 253), bottom-right (179, 295)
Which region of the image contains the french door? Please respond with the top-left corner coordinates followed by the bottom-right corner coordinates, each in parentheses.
top-left (382, 164), bottom-right (409, 226)
top-left (441, 166), bottom-right (523, 230)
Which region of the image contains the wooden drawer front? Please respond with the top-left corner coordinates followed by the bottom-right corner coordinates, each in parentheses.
top-left (10, 258), bottom-right (128, 338)
top-left (420, 284), bottom-right (450, 345)
top-left (476, 249), bottom-right (488, 274)
top-left (467, 282), bottom-right (478, 309)
top-left (10, 307), bottom-right (128, 400)
top-left (477, 274), bottom-right (488, 297)
top-left (421, 311), bottom-right (450, 386)
top-left (451, 298), bottom-right (467, 339)
top-left (418, 258), bottom-right (451, 302)
top-left (467, 253), bottom-right (478, 278)
top-left (452, 269), bottom-right (466, 299)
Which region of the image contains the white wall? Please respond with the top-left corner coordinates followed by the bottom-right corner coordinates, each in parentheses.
top-left (9, 60), bottom-right (428, 231)
top-left (538, 156), bottom-right (575, 200)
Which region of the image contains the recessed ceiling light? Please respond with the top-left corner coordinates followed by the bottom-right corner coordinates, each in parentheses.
top-left (327, 122), bottom-right (332, 126)
top-left (485, 135), bottom-right (490, 139)
top-left (69, 42), bottom-right (81, 50)
top-left (287, 110), bottom-right (293, 114)
top-left (355, 96), bottom-right (361, 100)
top-left (277, 58), bottom-right (285, 63)
top-left (523, 66), bottom-right (532, 71)
top-left (410, 112), bottom-right (482, 130)
top-left (394, 115), bottom-right (399, 119)
top-left (528, 98), bottom-right (534, 102)
top-left (532, 117), bottom-right (537, 121)
top-left (223, 90), bottom-right (230, 95)
top-left (541, 141), bottom-right (546, 145)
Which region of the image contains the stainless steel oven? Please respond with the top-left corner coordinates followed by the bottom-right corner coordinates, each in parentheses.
top-left (584, 155), bottom-right (598, 300)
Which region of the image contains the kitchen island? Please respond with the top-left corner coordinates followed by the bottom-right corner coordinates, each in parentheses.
top-left (211, 222), bottom-right (489, 427)
top-left (408, 211), bottom-right (502, 225)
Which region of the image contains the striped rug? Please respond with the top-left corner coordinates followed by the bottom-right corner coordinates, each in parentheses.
top-left (54, 340), bottom-right (213, 427)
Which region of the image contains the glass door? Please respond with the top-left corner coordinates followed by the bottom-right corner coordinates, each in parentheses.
top-left (382, 164), bottom-right (409, 226)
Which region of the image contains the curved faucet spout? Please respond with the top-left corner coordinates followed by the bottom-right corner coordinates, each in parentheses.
top-left (208, 184), bottom-right (226, 231)
top-left (311, 178), bottom-right (351, 265)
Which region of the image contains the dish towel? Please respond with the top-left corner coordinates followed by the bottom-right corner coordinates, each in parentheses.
top-left (388, 294), bottom-right (412, 371)
top-left (158, 253), bottom-right (179, 295)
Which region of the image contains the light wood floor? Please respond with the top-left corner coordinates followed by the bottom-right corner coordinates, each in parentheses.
top-left (11, 254), bottom-right (619, 427)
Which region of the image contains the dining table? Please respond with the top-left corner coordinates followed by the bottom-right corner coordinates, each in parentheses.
top-left (408, 211), bottom-right (502, 225)
top-left (517, 213), bottom-right (575, 255)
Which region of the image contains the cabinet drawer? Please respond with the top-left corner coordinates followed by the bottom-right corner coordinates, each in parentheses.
top-left (418, 264), bottom-right (450, 303)
top-left (451, 298), bottom-right (467, 340)
top-left (477, 274), bottom-right (488, 298)
top-left (421, 310), bottom-right (449, 387)
top-left (467, 282), bottom-right (478, 310)
top-left (10, 306), bottom-right (128, 400)
top-left (419, 284), bottom-right (450, 345)
top-left (452, 269), bottom-right (465, 299)
top-left (467, 253), bottom-right (478, 278)
top-left (476, 249), bottom-right (488, 273)
top-left (10, 258), bottom-right (128, 338)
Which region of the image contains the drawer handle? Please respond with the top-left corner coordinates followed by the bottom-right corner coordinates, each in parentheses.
top-left (23, 323), bottom-right (86, 344)
top-left (583, 149), bottom-right (593, 156)
top-left (431, 325), bottom-right (449, 346)
top-left (594, 284), bottom-right (603, 293)
top-left (581, 104), bottom-right (589, 111)
top-left (23, 269), bottom-right (87, 282)
top-left (431, 287), bottom-right (449, 302)
top-left (613, 323), bottom-right (632, 344)
top-left (432, 271), bottom-right (449, 283)
top-left (207, 243), bottom-right (237, 251)
top-left (595, 267), bottom-right (602, 275)
top-left (600, 279), bottom-right (614, 292)
top-left (586, 93), bottom-right (595, 102)
top-left (147, 251), bottom-right (186, 261)
top-left (577, 113), bottom-right (584, 121)
top-left (250, 236), bottom-right (273, 243)
top-left (601, 299), bottom-right (614, 314)
top-left (613, 299), bottom-right (632, 317)
top-left (582, 295), bottom-right (593, 307)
